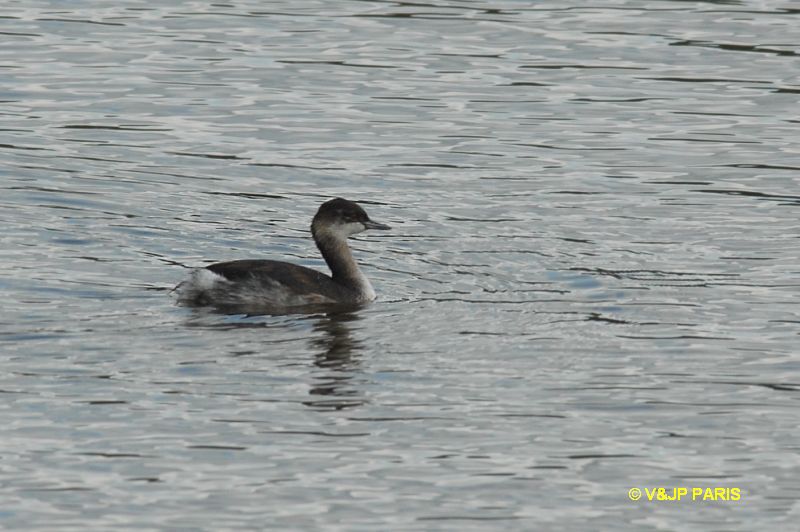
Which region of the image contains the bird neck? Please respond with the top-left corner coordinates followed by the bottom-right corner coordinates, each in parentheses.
top-left (314, 231), bottom-right (366, 284)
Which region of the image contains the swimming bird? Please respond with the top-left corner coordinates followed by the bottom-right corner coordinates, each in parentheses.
top-left (175, 198), bottom-right (390, 309)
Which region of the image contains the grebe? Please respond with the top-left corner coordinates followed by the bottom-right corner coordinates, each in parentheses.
top-left (175, 198), bottom-right (390, 309)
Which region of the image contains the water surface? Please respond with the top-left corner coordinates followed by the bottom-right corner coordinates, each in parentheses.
top-left (1, 1), bottom-right (799, 530)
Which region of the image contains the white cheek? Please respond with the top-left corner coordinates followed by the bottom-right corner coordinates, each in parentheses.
top-left (337, 221), bottom-right (366, 237)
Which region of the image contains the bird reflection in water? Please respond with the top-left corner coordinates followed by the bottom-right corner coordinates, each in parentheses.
top-left (180, 303), bottom-right (369, 410)
top-left (303, 309), bottom-right (366, 411)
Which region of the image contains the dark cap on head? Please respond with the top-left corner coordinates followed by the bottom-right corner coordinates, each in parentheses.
top-left (312, 198), bottom-right (390, 232)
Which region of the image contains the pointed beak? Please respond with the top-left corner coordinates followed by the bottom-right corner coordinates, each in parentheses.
top-left (364, 219), bottom-right (391, 231)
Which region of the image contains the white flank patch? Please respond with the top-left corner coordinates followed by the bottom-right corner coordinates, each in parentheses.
top-left (191, 268), bottom-right (225, 290)
top-left (173, 268), bottom-right (226, 304)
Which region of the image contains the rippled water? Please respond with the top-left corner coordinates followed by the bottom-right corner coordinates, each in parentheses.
top-left (2, 1), bottom-right (799, 529)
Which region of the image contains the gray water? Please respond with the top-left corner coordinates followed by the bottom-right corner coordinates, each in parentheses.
top-left (2, 1), bottom-right (799, 530)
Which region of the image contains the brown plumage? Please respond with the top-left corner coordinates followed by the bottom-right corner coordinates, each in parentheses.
top-left (174, 198), bottom-right (390, 310)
